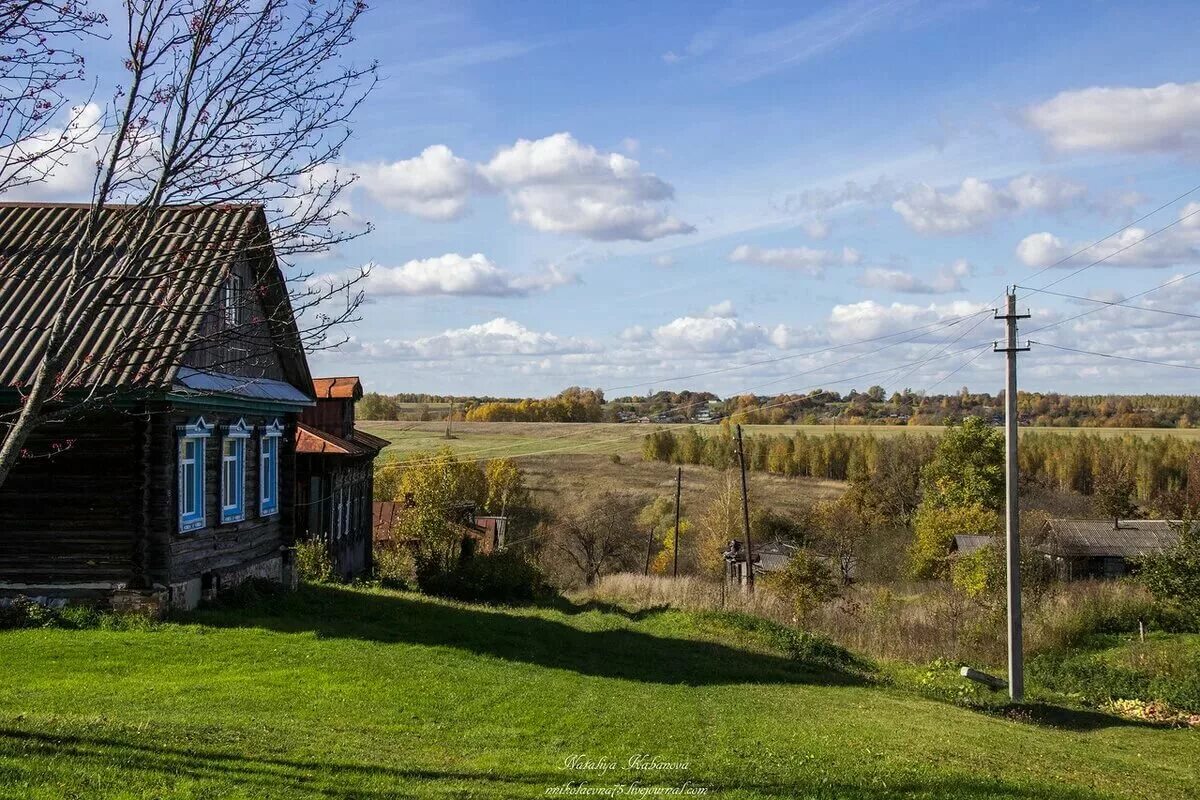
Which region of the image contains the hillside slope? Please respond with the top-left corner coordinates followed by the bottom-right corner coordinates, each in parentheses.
top-left (0, 585), bottom-right (1196, 799)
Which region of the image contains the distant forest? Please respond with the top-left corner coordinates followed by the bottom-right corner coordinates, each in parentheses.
top-left (357, 386), bottom-right (1200, 428)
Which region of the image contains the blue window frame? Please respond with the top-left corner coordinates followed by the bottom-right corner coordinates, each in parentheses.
top-left (177, 417), bottom-right (213, 533)
top-left (260, 418), bottom-right (283, 516)
top-left (220, 419), bottom-right (253, 524)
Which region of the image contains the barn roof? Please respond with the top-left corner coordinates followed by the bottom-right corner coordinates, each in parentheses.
top-left (1041, 519), bottom-right (1181, 558)
top-left (312, 376), bottom-right (362, 400)
top-left (0, 202), bottom-right (311, 394)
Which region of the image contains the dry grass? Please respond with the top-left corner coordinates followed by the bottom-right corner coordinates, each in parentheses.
top-left (577, 573), bottom-right (1157, 668)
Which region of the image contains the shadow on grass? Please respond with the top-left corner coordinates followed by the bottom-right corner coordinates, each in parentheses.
top-left (0, 728), bottom-right (1115, 800)
top-left (538, 594), bottom-right (672, 622)
top-left (984, 702), bottom-right (1161, 732)
top-left (187, 584), bottom-right (862, 688)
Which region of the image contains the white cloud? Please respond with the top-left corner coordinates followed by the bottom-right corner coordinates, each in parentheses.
top-left (354, 318), bottom-right (595, 360)
top-left (856, 259), bottom-right (972, 294)
top-left (729, 243), bottom-right (860, 276)
top-left (652, 314), bottom-right (771, 353)
top-left (479, 132), bottom-right (694, 241)
top-left (826, 299), bottom-right (988, 342)
top-left (892, 178), bottom-right (1009, 235)
top-left (344, 253), bottom-right (574, 298)
top-left (1025, 81), bottom-right (1200, 155)
top-left (652, 254), bottom-right (676, 268)
top-left (356, 145), bottom-right (478, 221)
top-left (621, 137), bottom-right (640, 154)
top-left (705, 299), bottom-right (737, 317)
top-left (1017, 203), bottom-right (1200, 269)
top-left (0, 103), bottom-right (106, 200)
top-left (777, 176), bottom-right (896, 216)
top-left (893, 174), bottom-right (1086, 235)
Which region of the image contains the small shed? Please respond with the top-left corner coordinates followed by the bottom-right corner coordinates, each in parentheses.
top-left (723, 539), bottom-right (796, 585)
top-left (1038, 519), bottom-right (1180, 579)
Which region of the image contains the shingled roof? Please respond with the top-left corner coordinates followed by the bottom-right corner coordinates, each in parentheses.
top-left (1041, 519), bottom-right (1181, 558)
top-left (0, 202), bottom-right (311, 393)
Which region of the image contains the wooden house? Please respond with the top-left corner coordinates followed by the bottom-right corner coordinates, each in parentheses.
top-left (0, 202), bottom-right (317, 610)
top-left (1037, 518), bottom-right (1180, 579)
top-left (294, 376), bottom-right (387, 580)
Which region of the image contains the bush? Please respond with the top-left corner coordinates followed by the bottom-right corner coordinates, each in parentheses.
top-left (416, 550), bottom-right (546, 604)
top-left (296, 538), bottom-right (335, 583)
top-left (1138, 520), bottom-right (1200, 628)
top-left (375, 543), bottom-right (417, 589)
top-left (1028, 637), bottom-right (1200, 713)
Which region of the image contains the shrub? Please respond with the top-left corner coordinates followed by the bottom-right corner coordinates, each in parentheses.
top-left (375, 543), bottom-right (417, 589)
top-left (416, 550), bottom-right (546, 604)
top-left (763, 550), bottom-right (840, 621)
top-left (296, 538), bottom-right (335, 583)
top-left (1138, 520), bottom-right (1200, 628)
top-left (1030, 580), bottom-right (1156, 651)
top-left (0, 596), bottom-right (62, 629)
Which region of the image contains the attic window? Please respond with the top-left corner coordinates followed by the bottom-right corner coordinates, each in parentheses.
top-left (223, 274), bottom-right (244, 327)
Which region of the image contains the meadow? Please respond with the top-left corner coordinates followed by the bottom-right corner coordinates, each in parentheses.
top-left (1, 583), bottom-right (1196, 799)
top-left (359, 421), bottom-right (1200, 465)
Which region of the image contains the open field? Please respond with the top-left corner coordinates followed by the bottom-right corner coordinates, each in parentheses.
top-left (1, 584), bottom-right (1196, 799)
top-left (360, 421), bottom-right (1200, 466)
top-left (360, 421), bottom-right (845, 511)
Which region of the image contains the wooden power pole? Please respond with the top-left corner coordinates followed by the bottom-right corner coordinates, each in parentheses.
top-left (673, 467), bottom-right (682, 577)
top-left (994, 289), bottom-right (1030, 701)
top-left (735, 424), bottom-right (754, 591)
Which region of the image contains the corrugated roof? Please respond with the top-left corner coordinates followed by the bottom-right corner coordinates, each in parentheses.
top-left (1041, 518), bottom-right (1181, 557)
top-left (312, 376), bottom-right (362, 400)
top-left (952, 535), bottom-right (995, 555)
top-left (0, 202), bottom-right (308, 392)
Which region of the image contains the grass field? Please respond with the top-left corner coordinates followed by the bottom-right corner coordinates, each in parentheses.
top-left (360, 421), bottom-right (846, 512)
top-left (359, 421), bottom-right (1200, 465)
top-left (1, 584), bottom-right (1196, 799)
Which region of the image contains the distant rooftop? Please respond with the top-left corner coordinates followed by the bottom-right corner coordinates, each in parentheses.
top-left (1041, 518), bottom-right (1181, 558)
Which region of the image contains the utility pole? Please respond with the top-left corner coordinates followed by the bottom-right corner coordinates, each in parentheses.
top-left (994, 289), bottom-right (1030, 702)
top-left (644, 527), bottom-right (654, 576)
top-left (673, 467), bottom-right (682, 578)
top-left (735, 424), bottom-right (754, 591)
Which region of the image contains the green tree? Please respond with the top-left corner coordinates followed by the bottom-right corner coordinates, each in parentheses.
top-left (1138, 519), bottom-right (1200, 624)
top-left (1093, 458), bottom-right (1139, 523)
top-left (765, 549), bottom-right (840, 620)
top-left (910, 504), bottom-right (1000, 580)
top-left (921, 417), bottom-right (1005, 511)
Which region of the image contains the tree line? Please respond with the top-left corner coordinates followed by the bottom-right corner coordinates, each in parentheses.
top-left (642, 425), bottom-right (1200, 511)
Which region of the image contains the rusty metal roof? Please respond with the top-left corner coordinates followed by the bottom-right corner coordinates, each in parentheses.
top-left (1041, 518), bottom-right (1181, 557)
top-left (312, 376), bottom-right (362, 399)
top-left (0, 202), bottom-right (301, 391)
top-left (295, 421), bottom-right (386, 456)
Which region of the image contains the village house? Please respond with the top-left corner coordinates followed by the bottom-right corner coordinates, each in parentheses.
top-left (294, 376), bottom-right (387, 580)
top-left (723, 539), bottom-right (795, 584)
top-left (1037, 518), bottom-right (1181, 580)
top-left (0, 202), bottom-right (318, 611)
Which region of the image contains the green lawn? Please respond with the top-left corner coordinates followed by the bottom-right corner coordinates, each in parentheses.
top-left (0, 585), bottom-right (1196, 799)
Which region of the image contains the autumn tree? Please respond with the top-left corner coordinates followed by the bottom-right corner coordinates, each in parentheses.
top-left (552, 493), bottom-right (643, 586)
top-left (909, 418), bottom-right (1004, 579)
top-left (0, 0), bottom-right (376, 489)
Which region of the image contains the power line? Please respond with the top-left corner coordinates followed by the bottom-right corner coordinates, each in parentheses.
top-left (1014, 284), bottom-right (1200, 321)
top-left (1022, 181), bottom-right (1200, 287)
top-left (1023, 267), bottom-right (1200, 338)
top-left (1030, 341), bottom-right (1200, 372)
top-left (1026, 204), bottom-right (1200, 294)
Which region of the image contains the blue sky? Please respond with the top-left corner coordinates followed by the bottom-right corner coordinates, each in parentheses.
top-left (29, 0), bottom-right (1200, 398)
